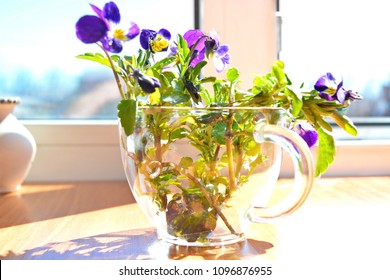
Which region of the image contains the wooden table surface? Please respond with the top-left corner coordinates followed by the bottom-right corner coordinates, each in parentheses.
top-left (1, 177), bottom-right (390, 262)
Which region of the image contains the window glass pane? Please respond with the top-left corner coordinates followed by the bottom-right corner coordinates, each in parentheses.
top-left (0, 0), bottom-right (195, 119)
top-left (280, 0), bottom-right (390, 118)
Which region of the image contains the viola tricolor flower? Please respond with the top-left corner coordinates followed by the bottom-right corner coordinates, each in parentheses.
top-left (140, 29), bottom-right (171, 53)
top-left (314, 72), bottom-right (362, 104)
top-left (76, 1), bottom-right (140, 53)
top-left (182, 30), bottom-right (231, 73)
top-left (295, 123), bottom-right (318, 148)
top-left (183, 29), bottom-right (206, 67)
top-left (204, 30), bottom-right (231, 73)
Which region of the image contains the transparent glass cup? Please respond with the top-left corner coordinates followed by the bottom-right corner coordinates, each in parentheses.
top-left (119, 106), bottom-right (314, 246)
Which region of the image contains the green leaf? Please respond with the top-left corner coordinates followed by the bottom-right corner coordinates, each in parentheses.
top-left (245, 140), bottom-right (261, 156)
top-left (226, 67), bottom-right (239, 83)
top-left (161, 79), bottom-right (190, 104)
top-left (199, 77), bottom-right (216, 84)
top-left (170, 128), bottom-right (188, 140)
top-left (211, 122), bottom-right (227, 145)
top-left (111, 55), bottom-right (120, 62)
top-left (117, 57), bottom-right (126, 71)
top-left (194, 159), bottom-right (206, 177)
top-left (197, 112), bottom-right (222, 124)
top-left (315, 115), bottom-right (333, 132)
top-left (211, 176), bottom-right (229, 187)
top-left (177, 34), bottom-right (190, 65)
top-left (161, 71), bottom-right (177, 87)
top-left (161, 91), bottom-right (190, 104)
top-left (331, 112), bottom-right (358, 136)
top-left (179, 157), bottom-right (193, 168)
top-left (191, 61), bottom-right (207, 79)
top-left (124, 55), bottom-right (134, 64)
top-left (285, 87), bottom-right (303, 116)
top-left (151, 56), bottom-right (176, 71)
top-left (117, 99), bottom-right (137, 136)
top-left (271, 60), bottom-right (286, 85)
top-left (76, 53), bottom-right (111, 68)
top-left (315, 126), bottom-right (335, 177)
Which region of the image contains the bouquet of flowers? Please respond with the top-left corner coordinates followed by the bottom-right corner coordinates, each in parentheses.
top-left (75, 2), bottom-right (362, 243)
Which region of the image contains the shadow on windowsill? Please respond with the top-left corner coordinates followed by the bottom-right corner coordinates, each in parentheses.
top-left (0, 228), bottom-right (273, 260)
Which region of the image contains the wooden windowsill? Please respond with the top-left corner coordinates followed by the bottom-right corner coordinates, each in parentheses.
top-left (1, 177), bottom-right (390, 260)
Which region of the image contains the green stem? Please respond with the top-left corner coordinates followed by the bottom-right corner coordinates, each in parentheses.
top-left (149, 113), bottom-right (164, 162)
top-left (98, 44), bottom-right (126, 100)
top-left (155, 134), bottom-right (163, 162)
top-left (225, 78), bottom-right (237, 194)
top-left (210, 145), bottom-right (221, 172)
top-left (234, 141), bottom-right (244, 179)
top-left (225, 112), bottom-right (236, 194)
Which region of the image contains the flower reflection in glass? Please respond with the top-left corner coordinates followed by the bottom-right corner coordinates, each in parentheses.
top-left (295, 123), bottom-right (318, 148)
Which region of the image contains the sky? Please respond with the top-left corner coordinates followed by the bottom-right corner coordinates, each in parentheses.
top-left (0, 0), bottom-right (194, 77)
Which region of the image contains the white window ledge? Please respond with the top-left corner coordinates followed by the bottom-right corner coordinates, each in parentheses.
top-left (23, 121), bottom-right (390, 182)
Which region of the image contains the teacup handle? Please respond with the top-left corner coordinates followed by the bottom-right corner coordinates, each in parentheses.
top-left (249, 123), bottom-right (315, 222)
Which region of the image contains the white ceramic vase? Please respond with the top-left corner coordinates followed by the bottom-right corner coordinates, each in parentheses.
top-left (0, 98), bottom-right (37, 193)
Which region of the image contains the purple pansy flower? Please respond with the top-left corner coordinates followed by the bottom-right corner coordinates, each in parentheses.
top-left (140, 29), bottom-right (171, 53)
top-left (76, 1), bottom-right (140, 53)
top-left (314, 73), bottom-right (362, 104)
top-left (181, 29), bottom-right (231, 73)
top-left (205, 30), bottom-right (231, 73)
top-left (295, 123), bottom-right (318, 148)
top-left (183, 30), bottom-right (206, 67)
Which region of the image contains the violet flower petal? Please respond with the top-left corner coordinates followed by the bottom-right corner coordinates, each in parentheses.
top-left (140, 29), bottom-right (156, 50)
top-left (183, 30), bottom-right (205, 48)
top-left (221, 52), bottom-right (231, 64)
top-left (190, 48), bottom-right (205, 67)
top-left (101, 37), bottom-right (123, 53)
top-left (158, 28), bottom-right (171, 41)
top-left (345, 90), bottom-right (362, 101)
top-left (213, 52), bottom-right (230, 73)
top-left (170, 44), bottom-right (178, 55)
top-left (90, 4), bottom-right (104, 19)
top-left (215, 45), bottom-right (229, 58)
top-left (319, 92), bottom-right (335, 101)
top-left (213, 56), bottom-right (225, 73)
top-left (127, 22), bottom-right (140, 39)
top-left (76, 15), bottom-right (108, 44)
top-left (336, 87), bottom-right (347, 104)
top-left (183, 30), bottom-right (206, 66)
top-left (103, 1), bottom-right (121, 24)
top-left (209, 30), bottom-right (220, 47)
top-left (314, 72), bottom-right (337, 92)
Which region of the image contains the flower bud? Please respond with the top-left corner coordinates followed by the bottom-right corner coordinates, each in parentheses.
top-left (132, 69), bottom-right (161, 93)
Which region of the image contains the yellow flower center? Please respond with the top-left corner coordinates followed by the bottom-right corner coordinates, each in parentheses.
top-left (150, 34), bottom-right (169, 52)
top-left (113, 29), bottom-right (128, 41)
